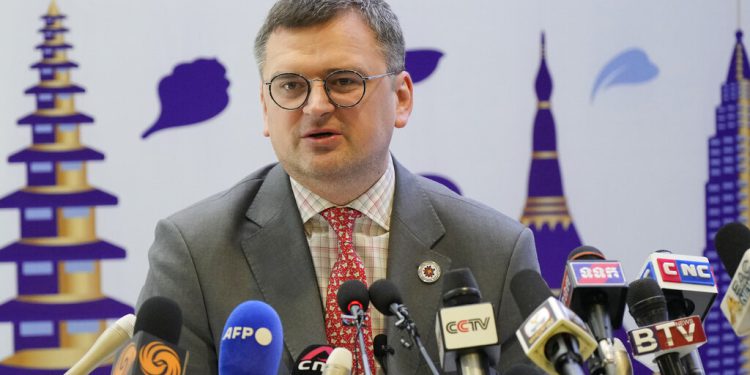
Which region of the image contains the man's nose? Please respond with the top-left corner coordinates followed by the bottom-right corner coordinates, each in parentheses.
top-left (303, 80), bottom-right (335, 115)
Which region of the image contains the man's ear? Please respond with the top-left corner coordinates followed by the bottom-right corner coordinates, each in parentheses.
top-left (260, 84), bottom-right (270, 137)
top-left (394, 71), bottom-right (414, 129)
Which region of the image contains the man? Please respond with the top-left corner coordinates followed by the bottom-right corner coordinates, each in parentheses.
top-left (137, 0), bottom-right (540, 374)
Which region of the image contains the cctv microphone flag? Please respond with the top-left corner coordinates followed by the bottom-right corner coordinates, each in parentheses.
top-left (435, 302), bottom-right (498, 369)
top-left (638, 252), bottom-right (717, 320)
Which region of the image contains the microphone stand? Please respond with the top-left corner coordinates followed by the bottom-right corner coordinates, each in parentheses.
top-left (343, 306), bottom-right (373, 375)
top-left (390, 303), bottom-right (441, 375)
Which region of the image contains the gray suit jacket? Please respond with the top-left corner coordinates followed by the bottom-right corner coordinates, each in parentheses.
top-left (137, 159), bottom-right (540, 374)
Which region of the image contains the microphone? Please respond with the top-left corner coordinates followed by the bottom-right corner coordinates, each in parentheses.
top-left (638, 250), bottom-right (715, 374)
top-left (716, 222), bottom-right (750, 335)
top-left (626, 278), bottom-right (708, 375)
top-left (336, 280), bottom-right (373, 375)
top-left (292, 344), bottom-right (334, 375)
top-left (368, 279), bottom-right (439, 375)
top-left (322, 347), bottom-right (353, 375)
top-left (559, 246), bottom-right (630, 375)
top-left (111, 296), bottom-right (188, 375)
top-left (64, 314), bottom-right (135, 375)
top-left (511, 269), bottom-right (596, 375)
top-left (638, 251), bottom-right (717, 319)
top-left (372, 334), bottom-right (393, 374)
top-left (219, 300), bottom-right (284, 375)
top-left (434, 268), bottom-right (498, 375)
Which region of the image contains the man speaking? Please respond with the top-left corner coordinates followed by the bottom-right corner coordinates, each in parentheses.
top-left (137, 0), bottom-right (540, 373)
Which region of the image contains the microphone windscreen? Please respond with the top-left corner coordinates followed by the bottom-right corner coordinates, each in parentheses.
top-left (337, 280), bottom-right (370, 314)
top-left (567, 245), bottom-right (605, 261)
top-left (715, 222), bottom-right (750, 277)
top-left (369, 279), bottom-right (401, 316)
top-left (219, 300), bottom-right (283, 375)
top-left (510, 269), bottom-right (553, 318)
top-left (134, 296), bottom-right (182, 344)
top-left (441, 268), bottom-right (481, 306)
top-left (325, 347), bottom-right (353, 370)
top-left (626, 278), bottom-right (667, 326)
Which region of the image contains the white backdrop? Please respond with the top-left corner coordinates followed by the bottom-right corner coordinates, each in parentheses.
top-left (0, 0), bottom-right (740, 361)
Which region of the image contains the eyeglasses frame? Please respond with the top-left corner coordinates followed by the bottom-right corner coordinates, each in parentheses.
top-left (264, 69), bottom-right (397, 110)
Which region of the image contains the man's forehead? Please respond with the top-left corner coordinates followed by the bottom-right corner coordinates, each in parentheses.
top-left (262, 13), bottom-right (385, 76)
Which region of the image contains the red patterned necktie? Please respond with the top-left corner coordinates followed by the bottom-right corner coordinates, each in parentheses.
top-left (321, 207), bottom-right (374, 375)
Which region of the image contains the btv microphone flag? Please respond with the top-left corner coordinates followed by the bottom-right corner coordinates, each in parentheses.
top-left (219, 300), bottom-right (283, 375)
top-left (627, 315), bottom-right (707, 367)
top-left (638, 252), bottom-right (717, 320)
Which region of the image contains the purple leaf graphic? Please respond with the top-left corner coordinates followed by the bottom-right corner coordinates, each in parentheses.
top-left (420, 173), bottom-right (462, 195)
top-left (142, 58), bottom-right (230, 139)
top-left (406, 49), bottom-right (444, 84)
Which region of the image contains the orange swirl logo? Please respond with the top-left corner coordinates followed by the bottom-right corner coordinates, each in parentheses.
top-left (138, 341), bottom-right (182, 375)
top-left (112, 343), bottom-right (136, 375)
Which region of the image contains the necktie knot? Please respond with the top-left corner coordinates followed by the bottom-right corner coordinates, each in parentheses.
top-left (321, 207), bottom-right (362, 244)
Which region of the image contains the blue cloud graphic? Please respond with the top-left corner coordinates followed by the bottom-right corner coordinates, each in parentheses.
top-left (142, 58), bottom-right (230, 139)
top-left (406, 49), bottom-right (444, 84)
top-left (591, 48), bottom-right (659, 102)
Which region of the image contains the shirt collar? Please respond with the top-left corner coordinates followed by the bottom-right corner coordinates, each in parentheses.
top-left (290, 157), bottom-right (395, 230)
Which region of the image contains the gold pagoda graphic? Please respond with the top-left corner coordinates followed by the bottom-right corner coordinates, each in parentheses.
top-left (0, 1), bottom-right (131, 373)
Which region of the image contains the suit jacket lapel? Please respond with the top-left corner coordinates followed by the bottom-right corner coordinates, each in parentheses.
top-left (240, 164), bottom-right (327, 363)
top-left (386, 160), bottom-right (451, 374)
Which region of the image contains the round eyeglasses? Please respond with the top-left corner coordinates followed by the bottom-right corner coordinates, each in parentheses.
top-left (264, 69), bottom-right (396, 110)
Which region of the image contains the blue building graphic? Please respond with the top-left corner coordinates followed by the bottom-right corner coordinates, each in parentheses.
top-left (0, 1), bottom-right (131, 373)
top-left (700, 30), bottom-right (750, 374)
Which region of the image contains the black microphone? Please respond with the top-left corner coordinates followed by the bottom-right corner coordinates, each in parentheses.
top-left (715, 222), bottom-right (750, 336)
top-left (292, 344), bottom-right (334, 375)
top-left (626, 278), bottom-right (684, 375)
top-left (512, 269), bottom-right (596, 375)
top-left (640, 250), bottom-right (713, 375)
top-left (436, 268), bottom-right (499, 375)
top-left (111, 296), bottom-right (188, 374)
top-left (372, 334), bottom-right (393, 374)
top-left (368, 279), bottom-right (439, 375)
top-left (337, 280), bottom-right (373, 375)
top-left (559, 246), bottom-right (630, 375)
top-left (715, 222), bottom-right (750, 277)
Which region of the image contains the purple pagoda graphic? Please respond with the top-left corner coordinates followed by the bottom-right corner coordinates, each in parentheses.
top-left (520, 33), bottom-right (583, 289)
top-left (700, 30), bottom-right (750, 374)
top-left (0, 1), bottom-right (131, 373)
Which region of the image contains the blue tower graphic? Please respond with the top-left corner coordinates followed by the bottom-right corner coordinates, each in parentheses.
top-left (700, 30), bottom-right (750, 374)
top-left (520, 33), bottom-right (583, 289)
top-left (0, 1), bottom-right (131, 373)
